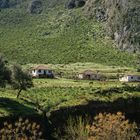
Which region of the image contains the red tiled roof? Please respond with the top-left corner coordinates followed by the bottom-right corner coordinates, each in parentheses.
top-left (31, 65), bottom-right (50, 70)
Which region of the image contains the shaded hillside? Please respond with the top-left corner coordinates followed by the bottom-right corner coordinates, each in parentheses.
top-left (0, 0), bottom-right (138, 66)
top-left (84, 0), bottom-right (140, 53)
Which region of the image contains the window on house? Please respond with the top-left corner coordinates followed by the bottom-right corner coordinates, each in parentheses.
top-left (131, 76), bottom-right (133, 79)
top-left (48, 70), bottom-right (52, 73)
top-left (38, 69), bottom-right (41, 73)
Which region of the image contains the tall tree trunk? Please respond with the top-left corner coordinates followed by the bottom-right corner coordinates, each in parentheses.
top-left (17, 89), bottom-right (22, 98)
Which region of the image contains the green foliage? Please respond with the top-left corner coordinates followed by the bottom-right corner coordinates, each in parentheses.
top-left (59, 117), bottom-right (89, 140)
top-left (0, 0), bottom-right (138, 66)
top-left (0, 118), bottom-right (42, 139)
top-left (12, 64), bottom-right (33, 98)
top-left (0, 75), bottom-right (140, 117)
top-left (0, 54), bottom-right (11, 88)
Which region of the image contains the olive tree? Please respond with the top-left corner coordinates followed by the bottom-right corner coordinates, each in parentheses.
top-left (12, 64), bottom-right (33, 98)
top-left (0, 54), bottom-right (11, 87)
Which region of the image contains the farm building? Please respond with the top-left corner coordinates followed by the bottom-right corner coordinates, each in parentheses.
top-left (78, 70), bottom-right (100, 80)
top-left (119, 75), bottom-right (140, 82)
top-left (31, 65), bottom-right (54, 78)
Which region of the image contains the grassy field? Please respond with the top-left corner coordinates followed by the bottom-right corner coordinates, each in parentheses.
top-left (0, 76), bottom-right (140, 117)
top-left (26, 62), bottom-right (138, 79)
top-left (0, 63), bottom-right (140, 118)
top-left (0, 0), bottom-right (138, 66)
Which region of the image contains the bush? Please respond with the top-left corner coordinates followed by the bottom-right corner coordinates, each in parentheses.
top-left (0, 118), bottom-right (42, 139)
top-left (65, 0), bottom-right (76, 9)
top-left (59, 117), bottom-right (89, 140)
top-left (87, 112), bottom-right (138, 140)
top-left (0, 54), bottom-right (11, 88)
top-left (61, 112), bottom-right (138, 140)
top-left (137, 68), bottom-right (140, 72)
top-left (65, 0), bottom-right (85, 9)
top-left (75, 0), bottom-right (85, 8)
top-left (28, 0), bottom-right (43, 14)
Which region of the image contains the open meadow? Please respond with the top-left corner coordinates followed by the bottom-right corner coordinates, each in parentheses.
top-left (0, 63), bottom-right (140, 117)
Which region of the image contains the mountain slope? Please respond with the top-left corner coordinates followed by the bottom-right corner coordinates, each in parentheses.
top-left (0, 0), bottom-right (138, 66)
top-left (84, 0), bottom-right (140, 53)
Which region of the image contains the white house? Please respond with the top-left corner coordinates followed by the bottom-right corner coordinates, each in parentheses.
top-left (31, 65), bottom-right (54, 78)
top-left (119, 75), bottom-right (140, 82)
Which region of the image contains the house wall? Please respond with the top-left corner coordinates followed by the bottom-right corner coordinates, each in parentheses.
top-left (32, 70), bottom-right (38, 77)
top-left (119, 76), bottom-right (129, 82)
top-left (119, 76), bottom-right (140, 82)
top-left (78, 74), bottom-right (83, 79)
top-left (128, 76), bottom-right (140, 82)
top-left (90, 74), bottom-right (99, 80)
top-left (79, 74), bottom-right (99, 80)
top-left (31, 69), bottom-right (53, 77)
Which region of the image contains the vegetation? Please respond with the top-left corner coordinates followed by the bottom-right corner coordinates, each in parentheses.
top-left (0, 0), bottom-right (140, 139)
top-left (0, 118), bottom-right (42, 139)
top-left (87, 112), bottom-right (137, 140)
top-left (0, 0), bottom-right (138, 65)
top-left (0, 61), bottom-right (139, 117)
top-left (0, 54), bottom-right (11, 88)
top-left (59, 117), bottom-right (89, 140)
top-left (0, 62), bottom-right (139, 139)
top-left (60, 112), bottom-right (138, 140)
top-left (84, 0), bottom-right (140, 52)
top-left (26, 62), bottom-right (137, 80)
top-left (11, 64), bottom-right (33, 98)
top-left (0, 55), bottom-right (33, 99)
top-left (0, 112), bottom-right (139, 139)
top-left (28, 0), bottom-right (43, 14)
top-left (0, 77), bottom-right (140, 117)
top-left (65, 0), bottom-right (85, 9)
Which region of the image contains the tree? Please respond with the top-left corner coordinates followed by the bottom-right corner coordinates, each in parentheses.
top-left (12, 64), bottom-right (33, 98)
top-left (0, 54), bottom-right (11, 87)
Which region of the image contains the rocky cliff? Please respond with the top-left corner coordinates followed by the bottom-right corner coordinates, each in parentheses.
top-left (84, 0), bottom-right (140, 53)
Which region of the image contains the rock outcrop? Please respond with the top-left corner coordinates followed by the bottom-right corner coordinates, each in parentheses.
top-left (0, 0), bottom-right (10, 8)
top-left (65, 0), bottom-right (86, 9)
top-left (84, 0), bottom-right (140, 53)
top-left (28, 0), bottom-right (43, 14)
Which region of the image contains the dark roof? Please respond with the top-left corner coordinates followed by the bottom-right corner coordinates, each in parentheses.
top-left (31, 65), bottom-right (50, 70)
top-left (125, 75), bottom-right (140, 77)
top-left (82, 70), bottom-right (96, 75)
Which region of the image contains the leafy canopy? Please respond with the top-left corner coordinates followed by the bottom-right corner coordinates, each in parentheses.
top-left (0, 54), bottom-right (11, 87)
top-left (12, 64), bottom-right (33, 98)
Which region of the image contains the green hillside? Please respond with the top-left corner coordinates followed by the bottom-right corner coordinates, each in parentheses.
top-left (0, 0), bottom-right (138, 66)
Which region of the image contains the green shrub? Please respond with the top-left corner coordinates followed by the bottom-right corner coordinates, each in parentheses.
top-left (60, 117), bottom-right (89, 140)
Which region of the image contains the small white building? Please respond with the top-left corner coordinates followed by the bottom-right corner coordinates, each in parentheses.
top-left (31, 65), bottom-right (54, 78)
top-left (119, 75), bottom-right (140, 82)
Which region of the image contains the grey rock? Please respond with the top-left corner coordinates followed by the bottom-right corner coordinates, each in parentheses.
top-left (28, 0), bottom-right (43, 14)
top-left (65, 0), bottom-right (85, 9)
